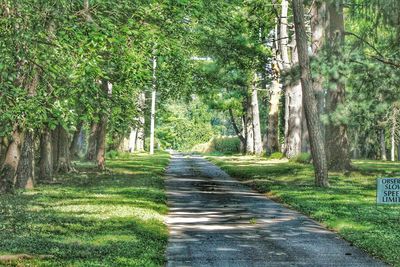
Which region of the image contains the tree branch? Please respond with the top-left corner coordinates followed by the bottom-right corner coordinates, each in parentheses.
top-left (228, 108), bottom-right (246, 144)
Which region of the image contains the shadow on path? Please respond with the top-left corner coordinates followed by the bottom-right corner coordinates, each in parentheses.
top-left (165, 152), bottom-right (385, 267)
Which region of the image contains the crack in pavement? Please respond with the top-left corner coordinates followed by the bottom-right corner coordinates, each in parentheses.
top-left (165, 152), bottom-right (385, 267)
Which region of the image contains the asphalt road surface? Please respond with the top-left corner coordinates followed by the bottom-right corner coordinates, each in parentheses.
top-left (165, 152), bottom-right (385, 267)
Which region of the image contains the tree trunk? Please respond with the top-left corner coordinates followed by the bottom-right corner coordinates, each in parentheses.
top-left (96, 116), bottom-right (107, 170)
top-left (292, 0), bottom-right (328, 187)
top-left (56, 127), bottom-right (73, 173)
top-left (325, 0), bottom-right (351, 171)
top-left (245, 96), bottom-right (254, 154)
top-left (286, 83), bottom-right (303, 158)
top-left (353, 131), bottom-right (359, 159)
top-left (280, 0), bottom-right (290, 70)
top-left (39, 128), bottom-right (53, 181)
top-left (391, 112), bottom-right (396, 162)
top-left (241, 115), bottom-right (247, 153)
top-left (266, 79), bottom-right (281, 155)
top-left (311, 0), bottom-right (327, 116)
top-left (281, 0), bottom-right (303, 158)
top-left (285, 38), bottom-right (303, 158)
top-left (0, 137), bottom-right (9, 167)
top-left (251, 73), bottom-right (263, 155)
top-left (70, 121), bottom-right (83, 159)
top-left (128, 128), bottom-right (137, 153)
top-left (15, 131), bottom-right (35, 189)
top-left (51, 126), bottom-right (59, 169)
top-left (228, 108), bottom-right (246, 148)
top-left (15, 63), bottom-right (40, 189)
top-left (380, 128), bottom-right (387, 160)
top-left (301, 107), bottom-right (310, 153)
top-left (96, 80), bottom-right (112, 170)
top-left (136, 92), bottom-right (146, 152)
top-left (0, 128), bottom-right (22, 193)
top-left (150, 56), bottom-right (157, 155)
top-left (87, 122), bottom-right (98, 160)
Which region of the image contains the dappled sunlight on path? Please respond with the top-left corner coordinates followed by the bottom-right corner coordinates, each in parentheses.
top-left (165, 153), bottom-right (385, 267)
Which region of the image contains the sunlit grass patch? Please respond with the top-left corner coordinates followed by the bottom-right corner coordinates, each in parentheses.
top-left (0, 151), bottom-right (170, 266)
top-left (208, 155), bottom-right (400, 266)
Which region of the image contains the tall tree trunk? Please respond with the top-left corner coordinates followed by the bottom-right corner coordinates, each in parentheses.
top-left (285, 38), bottom-right (303, 158)
top-left (241, 115), bottom-right (247, 154)
top-left (128, 128), bottom-right (137, 153)
top-left (380, 128), bottom-right (387, 160)
top-left (96, 116), bottom-right (107, 170)
top-left (136, 92), bottom-right (146, 152)
top-left (292, 0), bottom-right (329, 187)
top-left (301, 107), bottom-right (310, 153)
top-left (51, 126), bottom-right (59, 170)
top-left (228, 108), bottom-right (246, 148)
top-left (325, 0), bottom-right (351, 171)
top-left (280, 0), bottom-right (291, 156)
top-left (353, 131), bottom-right (359, 159)
top-left (267, 19), bottom-right (282, 156)
top-left (391, 111), bottom-right (397, 162)
top-left (286, 83), bottom-right (303, 158)
top-left (281, 0), bottom-right (303, 158)
top-left (280, 0), bottom-right (290, 70)
top-left (311, 0), bottom-right (327, 116)
top-left (0, 137), bottom-right (9, 167)
top-left (245, 96), bottom-right (254, 154)
top-left (15, 64), bottom-right (39, 189)
top-left (0, 128), bottom-right (22, 193)
top-left (96, 80), bottom-right (112, 170)
top-left (87, 122), bottom-right (98, 160)
top-left (56, 127), bottom-right (73, 173)
top-left (266, 79), bottom-right (281, 155)
top-left (70, 121), bottom-right (83, 159)
top-left (39, 128), bottom-right (53, 181)
top-left (251, 73), bottom-right (263, 155)
top-left (150, 56), bottom-right (157, 155)
top-left (15, 131), bottom-right (35, 189)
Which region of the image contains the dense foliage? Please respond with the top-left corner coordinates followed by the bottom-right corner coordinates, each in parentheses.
top-left (0, 0), bottom-right (399, 186)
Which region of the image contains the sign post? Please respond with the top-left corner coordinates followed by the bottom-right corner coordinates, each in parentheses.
top-left (376, 178), bottom-right (400, 205)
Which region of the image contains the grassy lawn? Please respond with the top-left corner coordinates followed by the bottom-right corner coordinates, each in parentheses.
top-left (0, 151), bottom-right (170, 267)
top-left (207, 155), bottom-right (400, 266)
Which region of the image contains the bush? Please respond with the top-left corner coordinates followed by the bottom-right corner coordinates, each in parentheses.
top-left (106, 150), bottom-right (132, 160)
top-left (191, 142), bottom-right (212, 153)
top-left (268, 152), bottom-right (284, 159)
top-left (106, 150), bottom-right (119, 159)
top-left (192, 136), bottom-right (241, 154)
top-left (289, 152), bottom-right (312, 164)
top-left (213, 136), bottom-right (241, 154)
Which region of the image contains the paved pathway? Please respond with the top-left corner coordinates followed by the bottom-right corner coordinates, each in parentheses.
top-left (165, 152), bottom-right (385, 267)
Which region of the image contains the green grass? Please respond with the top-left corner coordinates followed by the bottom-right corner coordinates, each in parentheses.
top-left (0, 151), bottom-right (170, 267)
top-left (207, 155), bottom-right (400, 266)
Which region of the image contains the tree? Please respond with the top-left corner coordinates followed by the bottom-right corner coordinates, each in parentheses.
top-left (292, 0), bottom-right (329, 187)
top-left (325, 0), bottom-right (352, 171)
top-left (150, 56), bottom-right (157, 155)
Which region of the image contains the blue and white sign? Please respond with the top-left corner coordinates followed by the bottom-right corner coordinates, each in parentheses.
top-left (376, 178), bottom-right (400, 205)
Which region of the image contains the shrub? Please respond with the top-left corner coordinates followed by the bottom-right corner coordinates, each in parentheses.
top-left (191, 142), bottom-right (213, 153)
top-left (106, 150), bottom-right (119, 159)
top-left (289, 152), bottom-right (312, 164)
top-left (192, 136), bottom-right (241, 154)
top-left (268, 152), bottom-right (284, 159)
top-left (106, 150), bottom-right (132, 160)
top-left (212, 137), bottom-right (241, 154)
